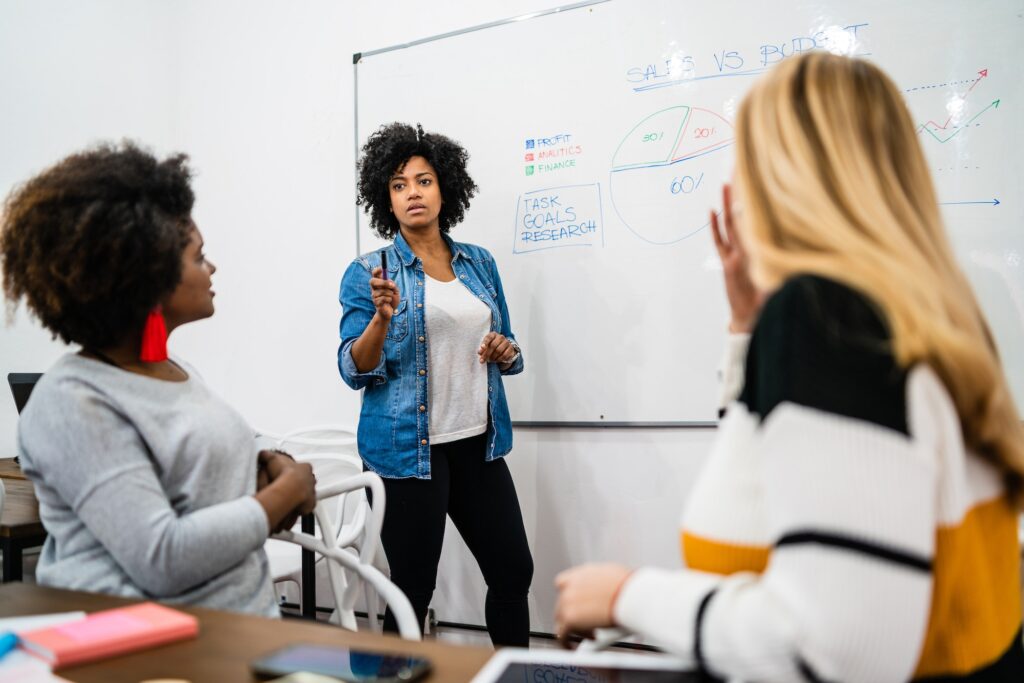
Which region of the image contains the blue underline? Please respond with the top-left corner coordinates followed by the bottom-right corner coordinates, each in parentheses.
top-left (632, 68), bottom-right (767, 93)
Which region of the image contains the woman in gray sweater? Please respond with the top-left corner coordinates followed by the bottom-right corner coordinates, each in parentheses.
top-left (0, 143), bottom-right (316, 615)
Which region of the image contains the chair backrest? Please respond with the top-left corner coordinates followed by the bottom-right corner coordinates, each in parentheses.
top-left (273, 472), bottom-right (421, 640)
top-left (271, 425), bottom-right (363, 541)
top-left (276, 424), bottom-right (357, 455)
top-left (292, 452), bottom-right (366, 547)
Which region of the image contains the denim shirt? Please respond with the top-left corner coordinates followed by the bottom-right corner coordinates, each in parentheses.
top-left (338, 232), bottom-right (524, 479)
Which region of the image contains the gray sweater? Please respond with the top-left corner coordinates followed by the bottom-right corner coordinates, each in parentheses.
top-left (18, 353), bottom-right (279, 616)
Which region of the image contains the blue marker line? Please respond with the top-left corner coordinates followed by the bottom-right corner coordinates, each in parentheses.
top-left (939, 199), bottom-right (1001, 206)
top-left (633, 68), bottom-right (767, 93)
top-left (523, 183), bottom-right (600, 195)
top-left (513, 243), bottom-right (595, 255)
top-left (611, 143), bottom-right (735, 173)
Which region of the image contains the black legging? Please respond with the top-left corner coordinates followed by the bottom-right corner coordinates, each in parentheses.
top-left (375, 433), bottom-right (533, 646)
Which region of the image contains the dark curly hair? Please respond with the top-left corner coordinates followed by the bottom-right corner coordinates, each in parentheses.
top-left (357, 122), bottom-right (478, 239)
top-left (1, 142), bottom-right (195, 349)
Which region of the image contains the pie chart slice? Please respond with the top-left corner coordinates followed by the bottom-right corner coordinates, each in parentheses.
top-left (611, 106), bottom-right (691, 171)
top-left (670, 107), bottom-right (734, 162)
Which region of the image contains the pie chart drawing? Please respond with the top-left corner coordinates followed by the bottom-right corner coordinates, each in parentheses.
top-left (610, 106), bottom-right (734, 245)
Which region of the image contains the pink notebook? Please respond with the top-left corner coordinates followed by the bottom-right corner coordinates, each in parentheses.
top-left (19, 602), bottom-right (199, 669)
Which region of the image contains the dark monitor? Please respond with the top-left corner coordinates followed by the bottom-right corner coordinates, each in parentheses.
top-left (8, 372), bottom-right (42, 414)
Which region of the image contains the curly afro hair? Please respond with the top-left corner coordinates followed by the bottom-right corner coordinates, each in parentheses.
top-left (357, 122), bottom-right (478, 239)
top-left (1, 141), bottom-right (195, 349)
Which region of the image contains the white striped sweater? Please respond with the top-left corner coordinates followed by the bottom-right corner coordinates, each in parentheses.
top-left (614, 275), bottom-right (1023, 682)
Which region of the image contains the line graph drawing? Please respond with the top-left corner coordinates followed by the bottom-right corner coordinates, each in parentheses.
top-left (910, 69), bottom-right (1000, 143)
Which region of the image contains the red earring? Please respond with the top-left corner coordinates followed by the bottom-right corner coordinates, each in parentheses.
top-left (139, 306), bottom-right (168, 362)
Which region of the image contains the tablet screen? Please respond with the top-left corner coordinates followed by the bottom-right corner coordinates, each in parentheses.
top-left (490, 662), bottom-right (700, 682)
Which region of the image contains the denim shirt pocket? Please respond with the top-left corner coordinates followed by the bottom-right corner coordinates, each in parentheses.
top-left (385, 299), bottom-right (409, 341)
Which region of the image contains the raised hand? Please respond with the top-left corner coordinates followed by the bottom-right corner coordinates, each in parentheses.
top-left (710, 184), bottom-right (765, 333)
top-left (369, 266), bottom-right (401, 321)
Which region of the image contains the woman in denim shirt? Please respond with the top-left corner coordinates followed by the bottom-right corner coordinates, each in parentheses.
top-left (338, 123), bottom-right (533, 646)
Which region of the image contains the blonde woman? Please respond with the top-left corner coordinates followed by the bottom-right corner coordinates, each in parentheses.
top-left (555, 53), bottom-right (1024, 681)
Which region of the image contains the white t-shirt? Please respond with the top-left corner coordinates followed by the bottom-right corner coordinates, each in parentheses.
top-left (425, 273), bottom-right (491, 444)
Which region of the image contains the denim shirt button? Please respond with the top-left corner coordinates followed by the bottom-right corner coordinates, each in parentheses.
top-left (416, 303), bottom-right (423, 308)
top-left (420, 439), bottom-right (428, 446)
top-left (418, 369), bottom-right (426, 376)
top-left (460, 274), bottom-right (467, 280)
top-left (418, 336), bottom-right (425, 342)
top-left (419, 405), bottom-right (426, 412)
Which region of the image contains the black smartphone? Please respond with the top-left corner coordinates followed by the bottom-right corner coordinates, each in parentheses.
top-left (250, 644), bottom-right (431, 682)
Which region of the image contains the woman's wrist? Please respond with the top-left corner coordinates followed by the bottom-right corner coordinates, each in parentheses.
top-left (274, 466), bottom-right (306, 497)
top-left (608, 569), bottom-right (636, 626)
top-left (728, 317), bottom-right (754, 334)
top-left (501, 339), bottom-right (521, 367)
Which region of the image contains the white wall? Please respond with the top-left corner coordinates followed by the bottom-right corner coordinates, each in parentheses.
top-left (0, 0), bottom-right (179, 455)
top-left (165, 0), bottom-right (362, 434)
top-left (0, 0), bottom-right (716, 635)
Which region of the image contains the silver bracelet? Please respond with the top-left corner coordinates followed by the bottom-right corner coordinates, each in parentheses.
top-left (505, 340), bottom-right (521, 364)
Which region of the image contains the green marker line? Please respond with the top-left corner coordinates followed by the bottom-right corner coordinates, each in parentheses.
top-left (665, 109), bottom-right (692, 164)
top-left (922, 99), bottom-right (1000, 144)
top-left (611, 106), bottom-right (690, 170)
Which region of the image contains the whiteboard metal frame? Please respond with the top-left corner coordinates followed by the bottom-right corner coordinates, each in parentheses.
top-left (351, 0), bottom-right (721, 429)
top-left (515, 421), bottom-right (717, 429)
top-left (354, 1), bottom-right (610, 61)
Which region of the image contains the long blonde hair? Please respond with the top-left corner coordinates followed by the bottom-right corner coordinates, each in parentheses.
top-left (735, 51), bottom-right (1024, 504)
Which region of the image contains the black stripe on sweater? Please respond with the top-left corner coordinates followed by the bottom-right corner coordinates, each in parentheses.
top-left (776, 530), bottom-right (932, 573)
top-left (797, 656), bottom-right (839, 683)
top-left (693, 588), bottom-right (718, 676)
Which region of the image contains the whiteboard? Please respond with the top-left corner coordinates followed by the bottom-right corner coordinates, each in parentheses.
top-left (354, 0), bottom-right (1024, 425)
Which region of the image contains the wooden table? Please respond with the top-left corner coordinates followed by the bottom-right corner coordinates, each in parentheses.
top-left (0, 460), bottom-right (46, 582)
top-left (0, 457), bottom-right (28, 480)
top-left (0, 583), bottom-right (493, 682)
